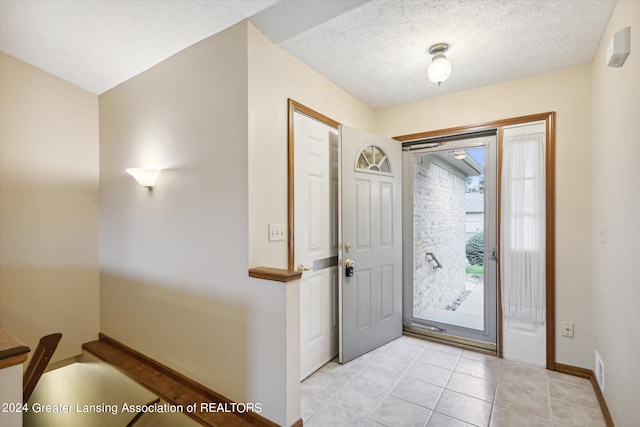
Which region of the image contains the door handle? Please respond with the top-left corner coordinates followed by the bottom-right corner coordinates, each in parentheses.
top-left (296, 264), bottom-right (313, 273)
top-left (489, 249), bottom-right (498, 261)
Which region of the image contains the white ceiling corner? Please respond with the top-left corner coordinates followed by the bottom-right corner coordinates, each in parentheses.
top-left (0, 0), bottom-right (616, 109)
top-left (0, 0), bottom-right (279, 94)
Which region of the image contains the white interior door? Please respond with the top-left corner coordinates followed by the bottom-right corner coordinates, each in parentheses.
top-left (295, 112), bottom-right (339, 380)
top-left (339, 125), bottom-right (403, 364)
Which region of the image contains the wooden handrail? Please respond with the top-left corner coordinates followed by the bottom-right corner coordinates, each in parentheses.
top-left (23, 333), bottom-right (62, 403)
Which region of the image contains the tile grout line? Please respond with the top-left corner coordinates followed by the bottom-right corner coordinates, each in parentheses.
top-left (362, 342), bottom-right (428, 427)
top-left (546, 367), bottom-right (555, 427)
top-left (420, 346), bottom-right (497, 426)
top-left (309, 340), bottom-right (396, 422)
top-left (301, 355), bottom-right (366, 423)
top-left (485, 356), bottom-right (504, 427)
top-left (378, 344), bottom-right (473, 425)
top-left (432, 348), bottom-right (461, 424)
top-left (546, 382), bottom-right (608, 427)
top-left (366, 340), bottom-right (469, 426)
top-left (308, 342), bottom-right (397, 426)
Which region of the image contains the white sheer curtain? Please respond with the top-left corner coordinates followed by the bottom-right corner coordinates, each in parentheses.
top-left (500, 131), bottom-right (546, 324)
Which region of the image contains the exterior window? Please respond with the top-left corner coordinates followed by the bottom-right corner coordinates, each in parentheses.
top-left (500, 130), bottom-right (546, 324)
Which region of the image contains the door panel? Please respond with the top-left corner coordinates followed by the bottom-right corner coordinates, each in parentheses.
top-left (355, 180), bottom-right (371, 249)
top-left (380, 183), bottom-right (393, 246)
top-left (356, 270), bottom-right (372, 329)
top-left (295, 112), bottom-right (338, 380)
top-left (380, 265), bottom-right (394, 319)
top-left (340, 125), bottom-right (403, 364)
top-left (308, 177), bottom-right (322, 251)
top-left (309, 274), bottom-right (323, 338)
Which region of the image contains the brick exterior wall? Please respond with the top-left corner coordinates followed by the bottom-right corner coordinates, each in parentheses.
top-left (413, 155), bottom-right (467, 314)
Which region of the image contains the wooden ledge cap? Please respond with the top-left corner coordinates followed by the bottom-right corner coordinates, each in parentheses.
top-left (0, 327), bottom-right (30, 369)
top-left (248, 267), bottom-right (302, 283)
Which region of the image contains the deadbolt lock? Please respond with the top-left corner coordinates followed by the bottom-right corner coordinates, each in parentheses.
top-left (345, 258), bottom-right (354, 277)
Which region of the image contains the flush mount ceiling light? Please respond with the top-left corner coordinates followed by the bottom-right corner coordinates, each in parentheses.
top-left (453, 150), bottom-right (467, 160)
top-left (427, 43), bottom-right (452, 86)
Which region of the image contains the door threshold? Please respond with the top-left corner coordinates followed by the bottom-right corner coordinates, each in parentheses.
top-left (403, 325), bottom-right (497, 353)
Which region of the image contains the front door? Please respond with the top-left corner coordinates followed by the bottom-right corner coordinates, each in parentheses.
top-left (339, 126), bottom-right (403, 364)
top-left (403, 135), bottom-right (498, 348)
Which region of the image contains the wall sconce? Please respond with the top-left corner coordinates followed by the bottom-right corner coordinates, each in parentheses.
top-left (126, 168), bottom-right (161, 190)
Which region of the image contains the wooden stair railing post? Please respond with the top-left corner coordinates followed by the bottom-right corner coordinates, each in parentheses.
top-left (23, 333), bottom-right (62, 403)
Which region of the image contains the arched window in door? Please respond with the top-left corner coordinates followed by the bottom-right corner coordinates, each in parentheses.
top-left (356, 145), bottom-right (391, 174)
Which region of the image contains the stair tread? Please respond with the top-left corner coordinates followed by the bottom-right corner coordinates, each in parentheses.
top-left (83, 339), bottom-right (256, 427)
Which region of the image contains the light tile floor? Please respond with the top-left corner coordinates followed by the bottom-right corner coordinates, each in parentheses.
top-left (301, 336), bottom-right (606, 427)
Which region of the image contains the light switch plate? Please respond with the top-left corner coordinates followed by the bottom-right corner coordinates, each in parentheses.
top-left (268, 224), bottom-right (286, 242)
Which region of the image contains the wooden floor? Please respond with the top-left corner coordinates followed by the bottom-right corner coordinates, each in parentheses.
top-left (83, 334), bottom-right (274, 427)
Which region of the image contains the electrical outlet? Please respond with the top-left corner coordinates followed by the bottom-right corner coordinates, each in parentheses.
top-left (268, 224), bottom-right (286, 242)
top-left (562, 321), bottom-right (574, 338)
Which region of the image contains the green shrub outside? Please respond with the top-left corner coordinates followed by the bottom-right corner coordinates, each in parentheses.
top-left (466, 232), bottom-right (484, 266)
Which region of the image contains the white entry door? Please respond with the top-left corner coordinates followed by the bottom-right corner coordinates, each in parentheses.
top-left (295, 112), bottom-right (339, 380)
top-left (339, 126), bottom-right (403, 364)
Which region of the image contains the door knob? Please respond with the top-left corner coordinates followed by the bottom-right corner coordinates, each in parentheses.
top-left (344, 242), bottom-right (352, 250)
top-left (296, 264), bottom-right (313, 273)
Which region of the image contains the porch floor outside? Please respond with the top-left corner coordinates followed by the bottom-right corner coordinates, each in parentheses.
top-left (415, 279), bottom-right (484, 331)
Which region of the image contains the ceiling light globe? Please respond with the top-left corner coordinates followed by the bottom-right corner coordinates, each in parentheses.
top-left (453, 150), bottom-right (467, 160)
top-left (427, 53), bottom-right (452, 86)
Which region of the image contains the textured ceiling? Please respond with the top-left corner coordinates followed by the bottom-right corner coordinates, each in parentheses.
top-left (0, 0), bottom-right (616, 109)
top-left (269, 0), bottom-right (616, 108)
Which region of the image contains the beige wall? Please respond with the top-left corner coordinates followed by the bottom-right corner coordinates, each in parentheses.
top-left (247, 22), bottom-right (374, 270)
top-left (0, 52), bottom-right (99, 362)
top-left (98, 20), bottom-right (376, 426)
top-left (99, 21), bottom-right (291, 425)
top-left (591, 2), bottom-right (640, 425)
top-left (246, 21), bottom-right (375, 425)
top-left (0, 365), bottom-right (23, 426)
top-left (375, 64), bottom-right (594, 369)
